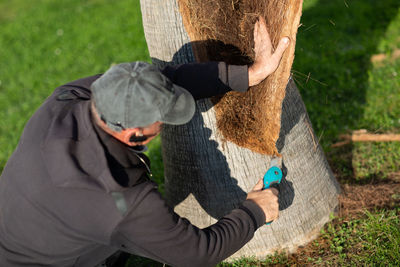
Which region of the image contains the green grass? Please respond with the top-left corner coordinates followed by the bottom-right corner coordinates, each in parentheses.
top-left (294, 0), bottom-right (400, 183)
top-left (352, 142), bottom-right (400, 180)
top-left (144, 135), bottom-right (165, 193)
top-left (294, 0), bottom-right (400, 143)
top-left (218, 209), bottom-right (400, 266)
top-left (0, 0), bottom-right (399, 266)
top-left (0, 0), bottom-right (149, 171)
top-left (311, 209), bottom-right (400, 266)
top-left (362, 57), bottom-right (400, 131)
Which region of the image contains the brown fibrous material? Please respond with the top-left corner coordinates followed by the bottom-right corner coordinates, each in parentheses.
top-left (339, 182), bottom-right (400, 216)
top-left (178, 0), bottom-right (303, 155)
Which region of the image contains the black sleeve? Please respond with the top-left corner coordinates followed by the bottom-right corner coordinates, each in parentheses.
top-left (161, 62), bottom-right (249, 100)
top-left (110, 182), bottom-right (265, 267)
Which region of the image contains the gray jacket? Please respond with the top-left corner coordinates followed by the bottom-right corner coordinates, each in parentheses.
top-left (0, 62), bottom-right (265, 267)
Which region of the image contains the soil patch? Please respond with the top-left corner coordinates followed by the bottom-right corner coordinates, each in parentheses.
top-left (339, 181), bottom-right (400, 216)
top-left (285, 178), bottom-right (400, 265)
top-left (282, 185), bottom-right (398, 266)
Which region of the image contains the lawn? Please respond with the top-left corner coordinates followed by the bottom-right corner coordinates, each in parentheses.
top-left (0, 0), bottom-right (150, 171)
top-left (0, 0), bottom-right (399, 266)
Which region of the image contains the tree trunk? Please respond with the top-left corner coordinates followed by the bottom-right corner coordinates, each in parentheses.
top-left (140, 0), bottom-right (340, 260)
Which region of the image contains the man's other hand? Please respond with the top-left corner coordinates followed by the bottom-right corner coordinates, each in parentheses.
top-left (246, 179), bottom-right (279, 223)
top-left (248, 17), bottom-right (290, 87)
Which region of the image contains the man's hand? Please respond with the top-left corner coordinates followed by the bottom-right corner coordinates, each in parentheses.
top-left (248, 17), bottom-right (290, 87)
top-left (247, 179), bottom-right (279, 223)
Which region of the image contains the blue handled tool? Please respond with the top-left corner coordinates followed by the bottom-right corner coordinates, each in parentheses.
top-left (263, 156), bottom-right (282, 225)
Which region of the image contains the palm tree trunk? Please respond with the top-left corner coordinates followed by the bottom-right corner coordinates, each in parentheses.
top-left (140, 0), bottom-right (340, 259)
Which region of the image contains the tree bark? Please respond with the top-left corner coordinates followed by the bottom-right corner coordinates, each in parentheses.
top-left (140, 0), bottom-right (340, 260)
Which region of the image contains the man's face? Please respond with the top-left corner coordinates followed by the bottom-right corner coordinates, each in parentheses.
top-left (91, 102), bottom-right (163, 147)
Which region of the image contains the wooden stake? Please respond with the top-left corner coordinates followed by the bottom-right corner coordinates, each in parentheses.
top-left (332, 130), bottom-right (400, 147)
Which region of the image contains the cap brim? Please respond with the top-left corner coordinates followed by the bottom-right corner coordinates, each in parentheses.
top-left (161, 85), bottom-right (195, 125)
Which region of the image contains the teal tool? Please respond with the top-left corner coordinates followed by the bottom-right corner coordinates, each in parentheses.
top-left (263, 156), bottom-right (282, 225)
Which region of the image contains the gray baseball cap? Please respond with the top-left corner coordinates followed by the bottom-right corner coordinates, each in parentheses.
top-left (91, 62), bottom-right (195, 131)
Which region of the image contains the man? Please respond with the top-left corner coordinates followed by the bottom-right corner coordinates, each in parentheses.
top-left (0, 18), bottom-right (289, 266)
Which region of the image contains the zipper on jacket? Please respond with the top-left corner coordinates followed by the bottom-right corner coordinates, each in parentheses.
top-left (134, 153), bottom-right (153, 178)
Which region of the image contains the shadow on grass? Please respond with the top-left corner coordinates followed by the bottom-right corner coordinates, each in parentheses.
top-left (328, 142), bottom-right (400, 184)
top-left (293, 0), bottom-right (400, 147)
